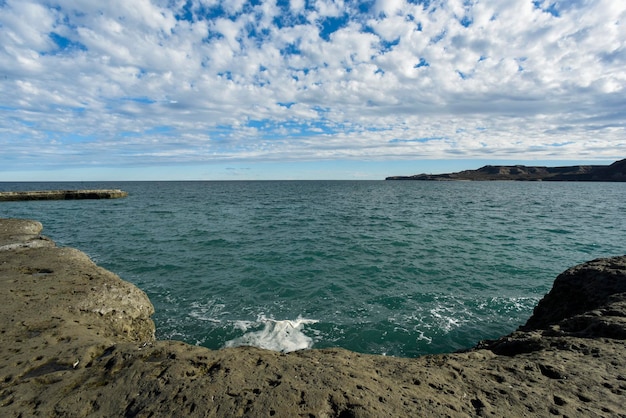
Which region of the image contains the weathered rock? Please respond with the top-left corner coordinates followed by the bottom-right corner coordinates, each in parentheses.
top-left (1, 218), bottom-right (625, 417)
top-left (0, 219), bottom-right (55, 251)
top-left (478, 255), bottom-right (626, 357)
top-left (0, 189), bottom-right (128, 201)
top-left (523, 255), bottom-right (626, 331)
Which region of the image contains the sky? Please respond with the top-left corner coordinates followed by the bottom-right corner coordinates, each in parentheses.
top-left (1, 0), bottom-right (625, 180)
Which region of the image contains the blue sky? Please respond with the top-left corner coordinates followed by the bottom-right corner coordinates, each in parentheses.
top-left (1, 0), bottom-right (624, 180)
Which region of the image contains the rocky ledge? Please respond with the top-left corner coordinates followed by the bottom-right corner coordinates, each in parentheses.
top-left (0, 190), bottom-right (128, 202)
top-left (386, 158), bottom-right (626, 181)
top-left (1, 219), bottom-right (625, 417)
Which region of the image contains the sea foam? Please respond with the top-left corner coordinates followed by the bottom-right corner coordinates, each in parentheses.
top-left (224, 315), bottom-right (318, 353)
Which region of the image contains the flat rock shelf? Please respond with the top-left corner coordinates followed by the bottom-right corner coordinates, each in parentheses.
top-left (0, 189), bottom-right (128, 201)
top-left (1, 218), bottom-right (625, 417)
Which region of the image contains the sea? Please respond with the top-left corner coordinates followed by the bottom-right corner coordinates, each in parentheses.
top-left (1, 181), bottom-right (624, 357)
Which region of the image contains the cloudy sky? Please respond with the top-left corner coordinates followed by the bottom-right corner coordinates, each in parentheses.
top-left (1, 0), bottom-right (624, 180)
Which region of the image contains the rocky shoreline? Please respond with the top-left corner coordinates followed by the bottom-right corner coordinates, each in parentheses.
top-left (386, 158), bottom-right (626, 181)
top-left (0, 190), bottom-right (128, 201)
top-left (1, 218), bottom-right (625, 417)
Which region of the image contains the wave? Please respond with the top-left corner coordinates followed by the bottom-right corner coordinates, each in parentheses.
top-left (224, 315), bottom-right (319, 353)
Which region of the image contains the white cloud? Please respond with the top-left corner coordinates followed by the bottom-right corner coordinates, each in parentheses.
top-left (290, 0), bottom-right (305, 14)
top-left (0, 0), bottom-right (625, 176)
top-left (314, 0), bottom-right (345, 18)
top-left (373, 0), bottom-right (406, 17)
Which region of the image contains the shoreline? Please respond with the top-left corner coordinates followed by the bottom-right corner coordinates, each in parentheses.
top-left (1, 218), bottom-right (625, 417)
top-left (386, 158), bottom-right (626, 181)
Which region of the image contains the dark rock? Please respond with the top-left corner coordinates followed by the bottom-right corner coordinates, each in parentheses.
top-left (522, 255), bottom-right (626, 331)
top-left (478, 255), bottom-right (626, 356)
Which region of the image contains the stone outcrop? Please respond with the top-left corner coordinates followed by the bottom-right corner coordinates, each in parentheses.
top-left (1, 218), bottom-right (625, 417)
top-left (386, 158), bottom-right (626, 181)
top-left (475, 255), bottom-right (626, 357)
top-left (0, 190), bottom-right (128, 201)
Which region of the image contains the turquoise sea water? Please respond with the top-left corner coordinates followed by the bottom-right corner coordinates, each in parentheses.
top-left (1, 181), bottom-right (625, 357)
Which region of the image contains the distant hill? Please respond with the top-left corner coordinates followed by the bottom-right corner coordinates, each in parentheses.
top-left (386, 159), bottom-right (626, 181)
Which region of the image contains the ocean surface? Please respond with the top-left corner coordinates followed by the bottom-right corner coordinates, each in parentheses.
top-left (1, 181), bottom-right (624, 357)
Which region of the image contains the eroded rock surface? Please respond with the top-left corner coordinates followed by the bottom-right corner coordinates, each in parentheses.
top-left (1, 219), bottom-right (625, 417)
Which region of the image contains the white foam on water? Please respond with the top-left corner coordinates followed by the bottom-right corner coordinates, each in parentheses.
top-left (231, 319), bottom-right (256, 331)
top-left (430, 307), bottom-right (463, 332)
top-left (415, 330), bottom-right (433, 344)
top-left (188, 300), bottom-right (226, 323)
top-left (224, 315), bottom-right (319, 353)
top-left (428, 295), bottom-right (473, 333)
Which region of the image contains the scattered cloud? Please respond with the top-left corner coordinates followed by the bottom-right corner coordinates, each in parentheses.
top-left (1, 0), bottom-right (625, 178)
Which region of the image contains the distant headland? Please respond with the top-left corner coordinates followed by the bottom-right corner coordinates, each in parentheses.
top-left (386, 158), bottom-right (626, 181)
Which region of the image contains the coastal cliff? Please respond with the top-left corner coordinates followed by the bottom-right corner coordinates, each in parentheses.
top-left (1, 219), bottom-right (625, 417)
top-left (386, 158), bottom-right (626, 181)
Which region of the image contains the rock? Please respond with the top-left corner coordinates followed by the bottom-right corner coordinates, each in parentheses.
top-left (1, 218), bottom-right (625, 417)
top-left (472, 255), bottom-right (626, 356)
top-left (0, 189), bottom-right (128, 201)
top-left (523, 255), bottom-right (626, 332)
top-left (0, 219), bottom-right (55, 251)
